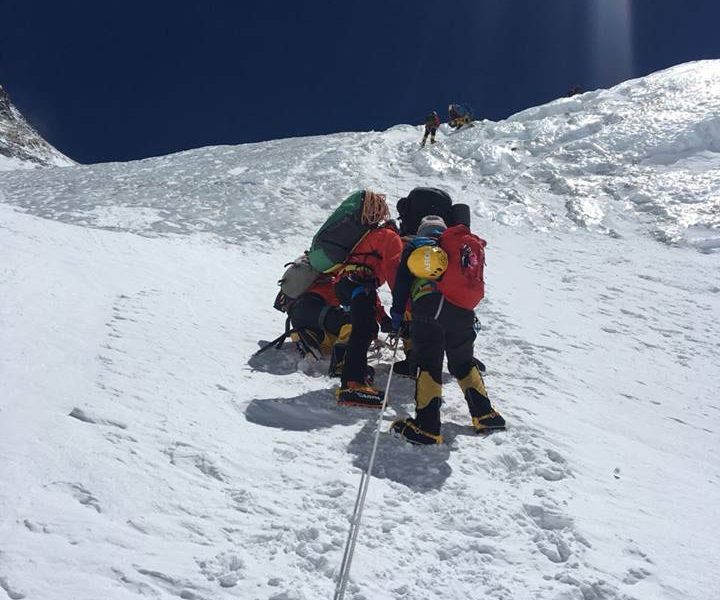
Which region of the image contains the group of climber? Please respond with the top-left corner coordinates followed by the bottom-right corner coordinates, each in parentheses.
top-left (264, 187), bottom-right (505, 445)
top-left (421, 104), bottom-right (475, 146)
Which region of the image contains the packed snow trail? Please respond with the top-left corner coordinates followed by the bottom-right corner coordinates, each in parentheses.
top-left (2, 206), bottom-right (717, 599)
top-left (2, 61), bottom-right (720, 600)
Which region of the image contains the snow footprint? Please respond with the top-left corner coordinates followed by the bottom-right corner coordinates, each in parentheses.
top-left (535, 448), bottom-right (572, 482)
top-left (197, 552), bottom-right (245, 588)
top-left (164, 442), bottom-right (225, 482)
top-left (486, 427), bottom-right (571, 485)
top-left (522, 502), bottom-right (589, 564)
top-left (0, 577), bottom-right (25, 600)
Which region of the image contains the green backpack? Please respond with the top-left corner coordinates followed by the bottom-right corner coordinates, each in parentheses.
top-left (308, 190), bottom-right (371, 273)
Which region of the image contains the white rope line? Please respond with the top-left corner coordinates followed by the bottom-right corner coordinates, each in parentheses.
top-left (333, 337), bottom-right (400, 600)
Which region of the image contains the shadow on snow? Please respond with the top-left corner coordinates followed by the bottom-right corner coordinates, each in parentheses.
top-left (244, 371), bottom-right (456, 492)
top-left (247, 341), bottom-right (332, 378)
top-left (245, 388), bottom-right (359, 431)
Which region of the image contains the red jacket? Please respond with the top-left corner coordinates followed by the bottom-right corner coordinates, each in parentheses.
top-left (344, 227), bottom-right (403, 289)
top-left (307, 275), bottom-right (341, 306)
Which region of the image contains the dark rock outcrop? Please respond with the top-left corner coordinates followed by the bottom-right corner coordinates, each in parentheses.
top-left (0, 85), bottom-right (74, 169)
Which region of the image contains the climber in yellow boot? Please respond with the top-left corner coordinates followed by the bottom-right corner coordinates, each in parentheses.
top-left (389, 215), bottom-right (505, 444)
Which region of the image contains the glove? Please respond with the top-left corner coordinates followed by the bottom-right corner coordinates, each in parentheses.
top-left (408, 236), bottom-right (435, 250)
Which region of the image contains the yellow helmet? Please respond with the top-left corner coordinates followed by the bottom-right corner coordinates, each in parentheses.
top-left (407, 245), bottom-right (448, 280)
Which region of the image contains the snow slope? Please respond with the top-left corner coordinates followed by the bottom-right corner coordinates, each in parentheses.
top-left (1, 61), bottom-right (719, 600)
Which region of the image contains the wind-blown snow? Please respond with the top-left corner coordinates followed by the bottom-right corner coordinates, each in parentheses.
top-left (1, 61), bottom-right (719, 600)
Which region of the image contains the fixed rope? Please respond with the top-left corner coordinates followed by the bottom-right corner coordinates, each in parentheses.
top-left (333, 336), bottom-right (401, 600)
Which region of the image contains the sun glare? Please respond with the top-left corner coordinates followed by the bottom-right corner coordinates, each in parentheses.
top-left (590, 0), bottom-right (635, 86)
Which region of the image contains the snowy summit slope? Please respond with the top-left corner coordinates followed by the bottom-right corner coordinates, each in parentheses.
top-left (1, 61), bottom-right (719, 600)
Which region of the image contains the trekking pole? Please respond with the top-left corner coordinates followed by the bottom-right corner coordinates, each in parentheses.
top-left (333, 336), bottom-right (400, 600)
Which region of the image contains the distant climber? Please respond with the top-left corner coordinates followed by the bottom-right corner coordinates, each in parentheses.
top-left (421, 111), bottom-right (441, 146)
top-left (448, 103), bottom-right (474, 129)
top-left (567, 85), bottom-right (583, 97)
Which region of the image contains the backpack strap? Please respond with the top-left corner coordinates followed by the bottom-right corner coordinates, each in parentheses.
top-left (344, 230), bottom-right (382, 266)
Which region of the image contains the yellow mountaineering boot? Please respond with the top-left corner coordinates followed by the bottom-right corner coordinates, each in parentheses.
top-left (390, 371), bottom-right (444, 445)
top-left (390, 416), bottom-right (443, 445)
top-left (328, 324), bottom-right (352, 378)
top-left (471, 410), bottom-right (506, 433)
top-left (290, 329), bottom-right (322, 360)
top-left (336, 323), bottom-right (352, 344)
top-left (459, 365), bottom-right (506, 433)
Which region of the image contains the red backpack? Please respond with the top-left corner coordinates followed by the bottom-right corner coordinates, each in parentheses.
top-left (437, 225), bottom-right (486, 310)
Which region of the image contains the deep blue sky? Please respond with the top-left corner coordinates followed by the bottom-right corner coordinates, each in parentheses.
top-left (2, 0), bottom-right (719, 164)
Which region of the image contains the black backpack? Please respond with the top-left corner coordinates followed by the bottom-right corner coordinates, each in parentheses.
top-left (396, 187), bottom-right (454, 236)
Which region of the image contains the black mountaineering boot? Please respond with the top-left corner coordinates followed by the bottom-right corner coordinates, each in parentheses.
top-left (393, 357), bottom-right (418, 379)
top-left (393, 347), bottom-right (418, 379)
